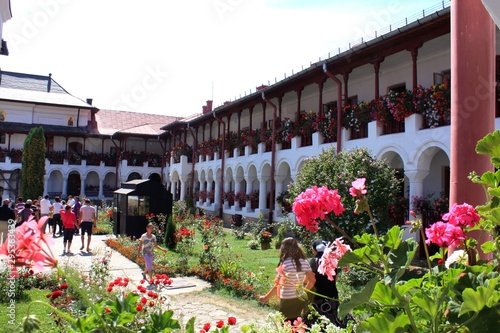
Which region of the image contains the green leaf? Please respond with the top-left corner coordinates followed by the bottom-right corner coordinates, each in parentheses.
top-left (476, 130), bottom-right (500, 160)
top-left (460, 278), bottom-right (500, 316)
top-left (356, 313), bottom-right (410, 333)
top-left (382, 226), bottom-right (403, 250)
top-left (412, 291), bottom-right (438, 320)
top-left (184, 317), bottom-right (196, 333)
top-left (339, 277), bottom-right (378, 317)
top-left (371, 283), bottom-right (398, 305)
top-left (481, 240), bottom-right (497, 254)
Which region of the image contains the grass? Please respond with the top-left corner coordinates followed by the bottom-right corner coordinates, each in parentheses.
top-left (0, 289), bottom-right (61, 333)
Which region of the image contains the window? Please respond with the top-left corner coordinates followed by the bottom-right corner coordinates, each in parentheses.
top-left (127, 195), bottom-right (150, 216)
top-left (388, 83), bottom-right (406, 94)
top-left (68, 142), bottom-right (82, 155)
top-left (433, 70), bottom-right (451, 85)
top-left (323, 101), bottom-right (337, 113)
top-left (0, 132), bottom-right (5, 144)
top-left (347, 96), bottom-right (358, 105)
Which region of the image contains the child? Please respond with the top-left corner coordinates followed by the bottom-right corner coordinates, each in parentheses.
top-left (60, 204), bottom-right (76, 254)
top-left (138, 222), bottom-right (167, 281)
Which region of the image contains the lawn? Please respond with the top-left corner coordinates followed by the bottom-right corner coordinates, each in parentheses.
top-left (1, 289), bottom-right (61, 333)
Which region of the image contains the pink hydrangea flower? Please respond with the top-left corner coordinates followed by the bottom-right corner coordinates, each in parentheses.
top-left (425, 221), bottom-right (465, 248)
top-left (318, 237), bottom-right (352, 281)
top-left (349, 178), bottom-right (367, 197)
top-left (292, 186), bottom-right (344, 232)
top-left (0, 216), bottom-right (57, 272)
top-left (442, 203), bottom-right (480, 228)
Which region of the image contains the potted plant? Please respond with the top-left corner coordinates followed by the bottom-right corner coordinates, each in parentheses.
top-left (258, 230), bottom-right (272, 250)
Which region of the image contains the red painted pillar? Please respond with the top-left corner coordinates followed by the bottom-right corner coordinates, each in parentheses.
top-left (451, 0), bottom-right (495, 256)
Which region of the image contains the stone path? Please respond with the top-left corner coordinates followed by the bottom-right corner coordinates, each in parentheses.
top-left (48, 234), bottom-right (270, 330)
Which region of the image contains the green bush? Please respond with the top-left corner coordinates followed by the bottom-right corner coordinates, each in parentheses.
top-left (288, 147), bottom-right (402, 241)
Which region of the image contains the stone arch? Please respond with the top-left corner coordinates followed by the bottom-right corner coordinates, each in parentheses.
top-left (127, 172), bottom-right (142, 181)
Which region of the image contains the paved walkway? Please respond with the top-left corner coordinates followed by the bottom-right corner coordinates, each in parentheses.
top-left (46, 233), bottom-right (270, 330)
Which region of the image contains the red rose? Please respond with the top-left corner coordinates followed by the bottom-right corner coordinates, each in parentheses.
top-left (136, 304), bottom-right (143, 312)
top-left (228, 317), bottom-right (237, 325)
top-left (140, 297), bottom-right (147, 304)
top-left (203, 323), bottom-right (210, 331)
top-left (216, 320), bottom-right (224, 328)
top-left (104, 308), bottom-right (111, 313)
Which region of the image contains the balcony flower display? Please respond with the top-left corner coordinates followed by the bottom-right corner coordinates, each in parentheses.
top-left (279, 117), bottom-right (297, 143)
top-left (313, 109), bottom-right (337, 142)
top-left (172, 143), bottom-right (193, 162)
top-left (385, 89), bottom-right (414, 122)
top-left (343, 102), bottom-right (373, 131)
top-left (414, 81), bottom-right (451, 128)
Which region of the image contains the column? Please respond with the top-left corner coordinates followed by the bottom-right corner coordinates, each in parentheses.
top-left (245, 175), bottom-right (256, 210)
top-left (206, 179), bottom-right (213, 205)
top-left (258, 176), bottom-right (269, 211)
top-left (171, 181), bottom-right (178, 201)
top-left (451, 0), bottom-right (495, 257)
top-left (274, 175), bottom-right (285, 217)
top-left (179, 175), bottom-right (188, 201)
top-left (62, 177), bottom-right (68, 197)
top-left (98, 178), bottom-right (104, 199)
top-left (404, 169), bottom-right (429, 215)
top-left (43, 175), bottom-right (48, 197)
top-left (234, 175), bottom-right (242, 209)
top-left (199, 178), bottom-right (206, 203)
top-left (80, 178), bottom-right (85, 198)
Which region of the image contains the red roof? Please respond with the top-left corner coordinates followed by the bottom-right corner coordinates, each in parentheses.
top-left (95, 109), bottom-right (180, 136)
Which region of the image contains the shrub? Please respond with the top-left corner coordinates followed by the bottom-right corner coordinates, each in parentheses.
top-left (288, 147), bottom-right (402, 241)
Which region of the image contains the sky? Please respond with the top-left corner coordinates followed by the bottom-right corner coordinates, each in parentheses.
top-left (1, 0), bottom-right (445, 118)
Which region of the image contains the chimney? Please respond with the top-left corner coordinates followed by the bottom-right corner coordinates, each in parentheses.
top-left (86, 98), bottom-right (93, 105)
top-left (47, 73), bottom-right (52, 92)
top-left (202, 100), bottom-right (213, 114)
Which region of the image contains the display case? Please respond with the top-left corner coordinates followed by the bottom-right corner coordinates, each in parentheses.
top-left (113, 179), bottom-right (172, 238)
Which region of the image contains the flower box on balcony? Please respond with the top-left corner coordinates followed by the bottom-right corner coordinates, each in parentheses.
top-left (350, 123), bottom-right (369, 140)
top-left (300, 134), bottom-right (312, 147)
top-left (382, 120), bottom-right (405, 135)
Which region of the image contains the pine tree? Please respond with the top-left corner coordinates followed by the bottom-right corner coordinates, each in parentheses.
top-left (21, 126), bottom-right (46, 200)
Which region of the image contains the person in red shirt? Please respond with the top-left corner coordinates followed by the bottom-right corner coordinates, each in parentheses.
top-left (60, 204), bottom-right (76, 254)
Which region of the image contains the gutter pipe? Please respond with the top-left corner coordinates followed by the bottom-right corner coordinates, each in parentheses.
top-left (261, 91), bottom-right (276, 225)
top-left (212, 112), bottom-right (225, 218)
top-left (187, 123), bottom-right (197, 205)
top-left (323, 63), bottom-right (343, 153)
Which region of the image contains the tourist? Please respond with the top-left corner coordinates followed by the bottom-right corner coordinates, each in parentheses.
top-left (52, 196), bottom-right (64, 236)
top-left (14, 197), bottom-right (24, 219)
top-left (138, 222), bottom-right (167, 282)
top-left (16, 203), bottom-right (33, 227)
top-left (72, 196), bottom-right (81, 235)
top-left (259, 237), bottom-right (315, 322)
top-left (60, 204), bottom-right (76, 255)
top-left (40, 195), bottom-right (52, 233)
top-left (0, 198), bottom-right (15, 243)
top-left (78, 198), bottom-right (96, 252)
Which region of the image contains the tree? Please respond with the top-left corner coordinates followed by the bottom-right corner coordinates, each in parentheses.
top-left (21, 126), bottom-right (46, 200)
top-left (287, 147), bottom-right (402, 241)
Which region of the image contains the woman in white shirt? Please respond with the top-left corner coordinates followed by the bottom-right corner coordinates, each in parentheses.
top-left (260, 237), bottom-right (316, 321)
